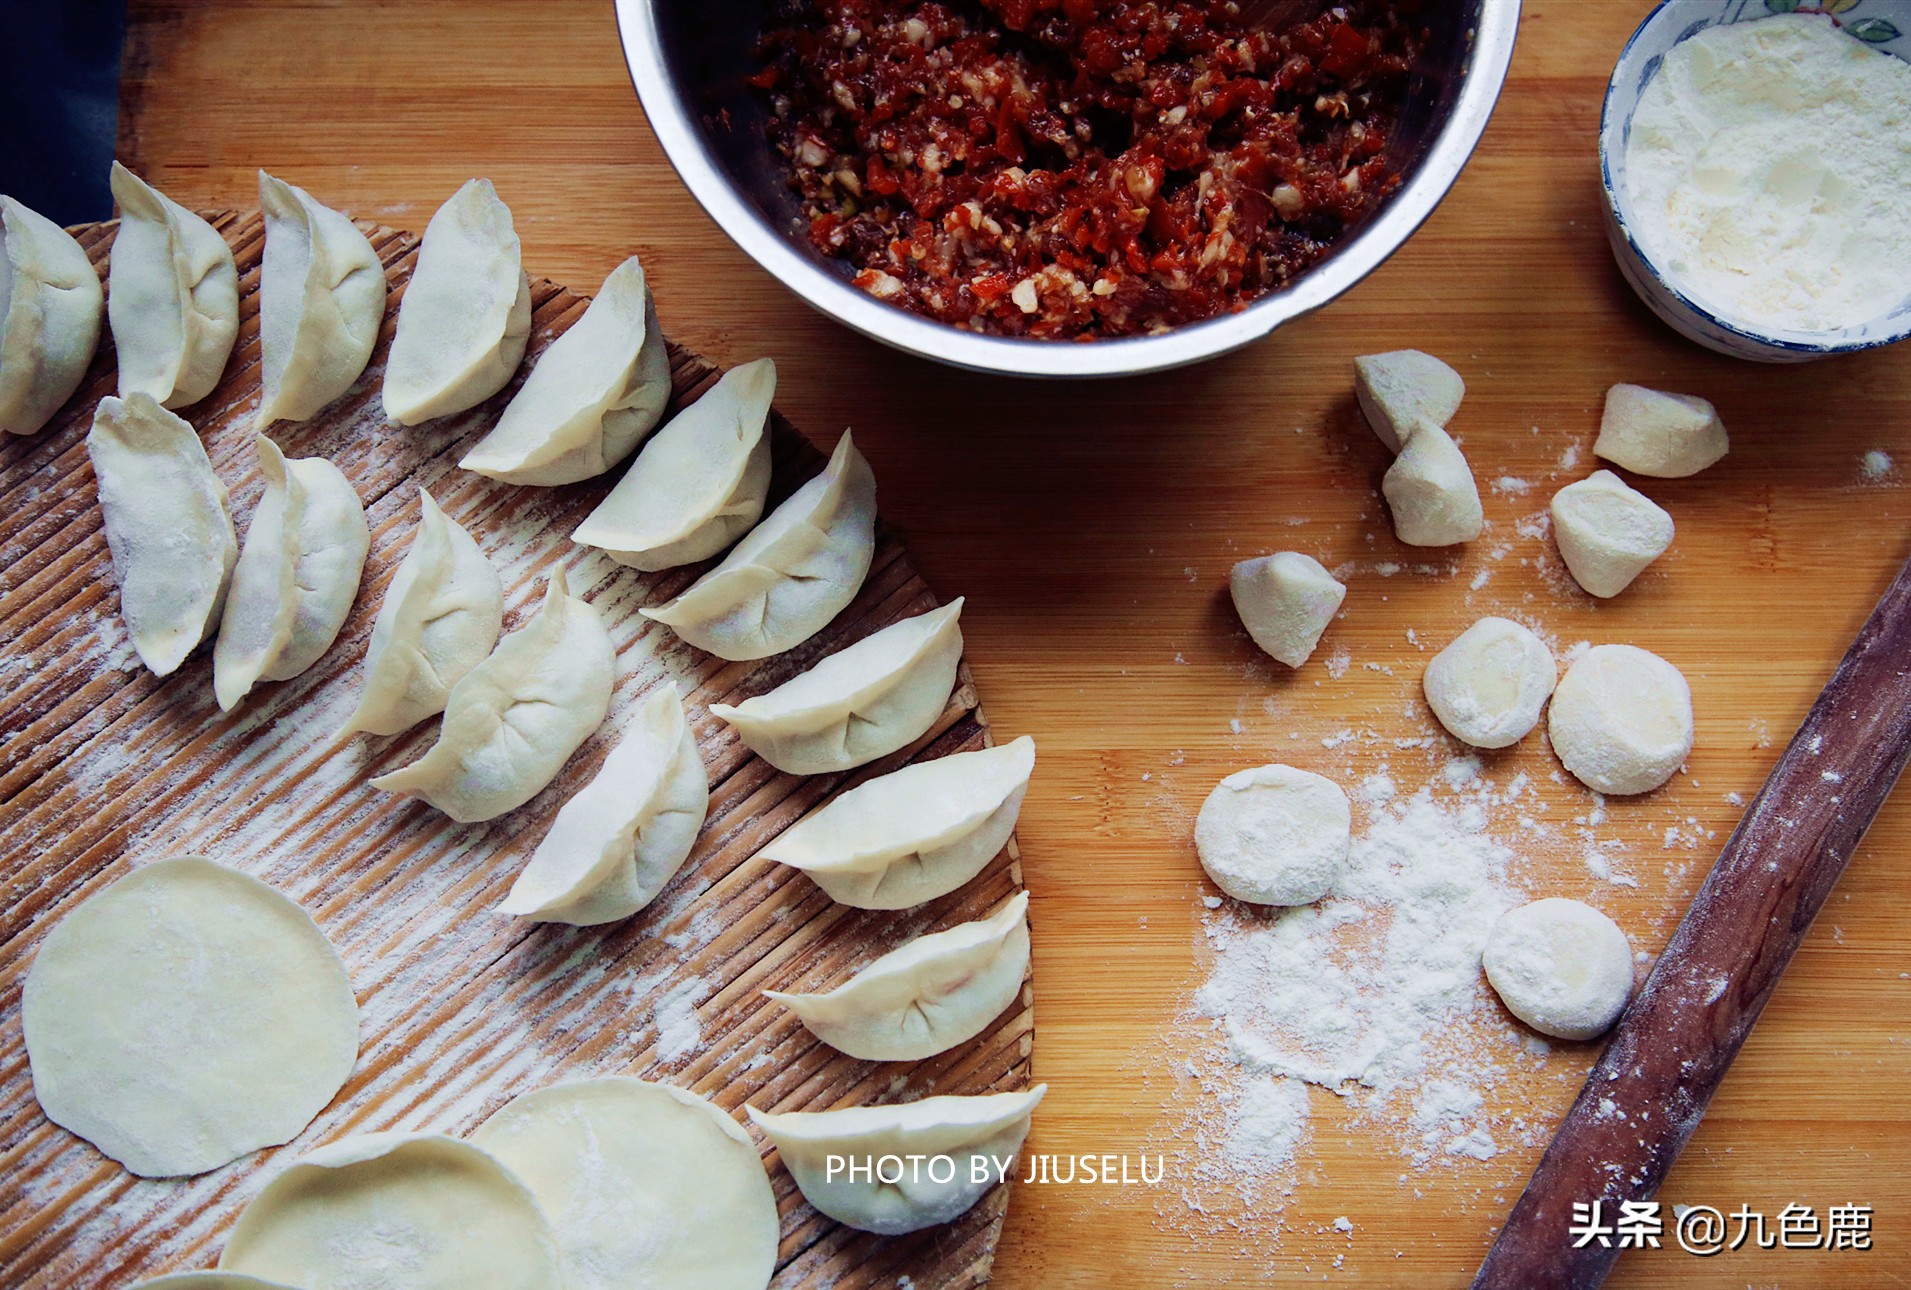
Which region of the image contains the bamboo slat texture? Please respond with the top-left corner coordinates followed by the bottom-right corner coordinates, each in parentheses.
top-left (0, 212), bottom-right (1032, 1288)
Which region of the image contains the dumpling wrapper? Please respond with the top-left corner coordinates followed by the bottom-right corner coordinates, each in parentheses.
top-left (220, 1132), bottom-right (565, 1290)
top-left (340, 488), bottom-right (503, 736)
top-left (641, 429), bottom-right (877, 661)
top-left (762, 735), bottom-right (1033, 909)
top-left (711, 599), bottom-right (964, 775)
top-left (256, 171), bottom-right (386, 427)
top-left (460, 255), bottom-right (670, 484)
top-left (747, 1086), bottom-right (1046, 1236)
top-left (499, 684), bottom-right (708, 925)
top-left (371, 564), bottom-right (614, 822)
top-left (213, 436), bottom-right (370, 711)
top-left (767, 890), bottom-right (1029, 1062)
top-left (129, 1275), bottom-right (301, 1289)
top-left (382, 178), bottom-right (531, 425)
top-left (0, 194), bottom-right (104, 435)
top-left (22, 857), bottom-right (359, 1178)
top-left (87, 392), bottom-right (237, 676)
top-left (571, 356), bottom-right (774, 571)
top-left (108, 161), bottom-right (239, 409)
top-left (472, 1078), bottom-right (779, 1290)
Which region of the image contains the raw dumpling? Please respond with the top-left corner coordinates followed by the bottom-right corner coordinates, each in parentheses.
top-left (710, 599), bottom-right (964, 776)
top-left (472, 1078), bottom-right (779, 1290)
top-left (382, 178), bottom-right (531, 425)
top-left (371, 565), bottom-right (614, 822)
top-left (256, 171), bottom-right (387, 427)
top-left (571, 357), bottom-right (774, 571)
top-left (747, 1086), bottom-right (1046, 1235)
top-left (498, 685), bottom-right (709, 925)
top-left (88, 393), bottom-right (237, 676)
top-left (641, 429), bottom-right (878, 661)
top-left (220, 1133), bottom-right (566, 1290)
top-left (0, 194), bottom-right (103, 435)
top-left (108, 162), bottom-right (238, 409)
top-left (130, 1275), bottom-right (300, 1289)
top-left (22, 857), bottom-right (359, 1179)
top-left (339, 488), bottom-right (503, 736)
top-left (213, 437), bottom-right (370, 711)
top-left (767, 890), bottom-right (1029, 1061)
top-left (459, 256), bottom-right (670, 485)
top-left (761, 735), bottom-right (1034, 909)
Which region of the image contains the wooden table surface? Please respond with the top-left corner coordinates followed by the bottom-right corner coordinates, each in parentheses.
top-left (103, 0), bottom-right (1911, 1284)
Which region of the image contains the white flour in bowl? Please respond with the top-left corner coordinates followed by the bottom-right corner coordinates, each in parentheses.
top-left (1623, 13), bottom-right (1911, 333)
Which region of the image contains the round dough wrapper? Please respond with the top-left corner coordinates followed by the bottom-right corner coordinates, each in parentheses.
top-left (1194, 764), bottom-right (1350, 906)
top-left (1483, 897), bottom-right (1634, 1041)
top-left (1423, 616), bottom-right (1557, 749)
top-left (22, 856), bottom-right (359, 1178)
top-left (473, 1077), bottom-right (778, 1290)
top-left (221, 1132), bottom-right (565, 1290)
top-left (131, 1276), bottom-right (300, 1289)
top-left (1548, 644), bottom-right (1693, 795)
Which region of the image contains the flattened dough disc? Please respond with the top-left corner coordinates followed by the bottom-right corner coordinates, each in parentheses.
top-left (473, 1077), bottom-right (780, 1290)
top-left (219, 1132), bottom-right (566, 1290)
top-left (22, 856), bottom-right (359, 1178)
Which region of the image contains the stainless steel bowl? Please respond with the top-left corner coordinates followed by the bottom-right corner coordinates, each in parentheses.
top-left (615, 0), bottom-right (1521, 378)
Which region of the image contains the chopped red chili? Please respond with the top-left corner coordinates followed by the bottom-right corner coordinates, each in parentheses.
top-left (754, 0), bottom-right (1426, 340)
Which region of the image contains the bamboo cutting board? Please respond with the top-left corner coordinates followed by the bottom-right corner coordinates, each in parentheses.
top-left (0, 212), bottom-right (1033, 1287)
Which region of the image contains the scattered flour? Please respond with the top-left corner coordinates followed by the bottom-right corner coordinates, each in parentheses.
top-left (1862, 449), bottom-right (1896, 483)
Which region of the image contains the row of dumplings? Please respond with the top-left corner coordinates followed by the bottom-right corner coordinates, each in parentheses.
top-left (37, 170), bottom-right (1043, 1238)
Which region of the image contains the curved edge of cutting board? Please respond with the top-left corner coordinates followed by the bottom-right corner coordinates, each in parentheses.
top-left (0, 212), bottom-right (1034, 1290)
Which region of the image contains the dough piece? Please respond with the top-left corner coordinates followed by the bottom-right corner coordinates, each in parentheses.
top-left (472, 1077), bottom-right (779, 1290)
top-left (1194, 764), bottom-right (1350, 906)
top-left (641, 429), bottom-right (877, 661)
top-left (87, 392), bottom-right (236, 676)
top-left (747, 1087), bottom-right (1046, 1236)
top-left (1483, 897), bottom-right (1634, 1041)
top-left (131, 1275), bottom-right (299, 1289)
top-left (1548, 643), bottom-right (1693, 795)
top-left (382, 178), bottom-right (531, 425)
top-left (340, 488), bottom-right (503, 736)
top-left (256, 171), bottom-right (387, 427)
top-left (460, 256), bottom-right (670, 485)
top-left (761, 735), bottom-right (1034, 910)
top-left (220, 1132), bottom-right (564, 1290)
top-left (710, 599), bottom-right (964, 775)
top-left (0, 194), bottom-right (103, 435)
top-left (371, 564), bottom-right (614, 822)
top-left (1550, 469), bottom-right (1674, 598)
top-left (767, 891), bottom-right (1029, 1062)
top-left (1423, 616), bottom-right (1558, 749)
top-left (1382, 420), bottom-right (1484, 546)
top-left (499, 685), bottom-right (709, 925)
top-left (571, 357), bottom-right (774, 571)
top-left (1228, 551), bottom-right (1346, 667)
top-left (213, 437), bottom-right (370, 711)
top-left (1353, 349), bottom-right (1464, 453)
top-left (1595, 384), bottom-right (1728, 478)
top-left (22, 857), bottom-right (358, 1178)
top-left (108, 162), bottom-right (238, 409)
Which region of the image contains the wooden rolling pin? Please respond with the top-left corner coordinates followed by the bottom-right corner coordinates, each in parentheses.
top-left (1474, 552), bottom-right (1911, 1288)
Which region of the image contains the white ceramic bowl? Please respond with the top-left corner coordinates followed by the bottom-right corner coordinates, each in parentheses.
top-left (1600, 0), bottom-right (1911, 362)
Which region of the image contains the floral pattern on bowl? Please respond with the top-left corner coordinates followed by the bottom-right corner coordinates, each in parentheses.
top-left (1599, 0), bottom-right (1911, 362)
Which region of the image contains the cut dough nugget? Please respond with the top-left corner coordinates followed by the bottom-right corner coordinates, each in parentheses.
top-left (1194, 764), bottom-right (1349, 906)
top-left (1423, 616), bottom-right (1556, 749)
top-left (1229, 551), bottom-right (1345, 667)
top-left (1381, 420), bottom-right (1483, 546)
top-left (1483, 897), bottom-right (1633, 1041)
top-left (22, 857), bottom-right (358, 1178)
top-left (1551, 470), bottom-right (1673, 598)
top-left (1354, 349), bottom-right (1463, 453)
top-left (1595, 384), bottom-right (1727, 478)
top-left (1549, 643), bottom-right (1693, 795)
